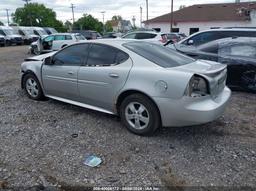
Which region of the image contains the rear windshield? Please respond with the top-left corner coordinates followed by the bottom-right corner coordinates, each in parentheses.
top-left (123, 41), bottom-right (194, 68)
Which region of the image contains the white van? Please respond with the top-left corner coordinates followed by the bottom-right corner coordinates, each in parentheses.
top-left (12, 26), bottom-right (39, 45)
top-left (30, 27), bottom-right (48, 38)
top-left (0, 26), bottom-right (23, 45)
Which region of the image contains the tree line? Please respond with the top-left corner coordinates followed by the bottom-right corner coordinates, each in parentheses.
top-left (0, 3), bottom-right (119, 33)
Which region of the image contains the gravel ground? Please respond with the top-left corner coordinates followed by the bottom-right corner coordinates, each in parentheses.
top-left (0, 46), bottom-right (256, 191)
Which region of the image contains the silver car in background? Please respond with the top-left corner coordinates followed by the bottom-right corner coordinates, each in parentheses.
top-left (21, 40), bottom-right (231, 135)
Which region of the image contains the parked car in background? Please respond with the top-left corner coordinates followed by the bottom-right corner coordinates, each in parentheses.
top-left (166, 33), bottom-right (181, 43)
top-left (0, 26), bottom-right (23, 45)
top-left (178, 33), bottom-right (187, 39)
top-left (122, 31), bottom-right (168, 45)
top-left (72, 30), bottom-right (102, 40)
top-left (174, 37), bottom-right (256, 93)
top-left (0, 35), bottom-right (6, 47)
top-left (31, 27), bottom-right (48, 38)
top-left (178, 28), bottom-right (256, 47)
top-left (30, 33), bottom-right (86, 55)
top-left (43, 27), bottom-right (58, 35)
top-left (102, 32), bottom-right (122, 38)
top-left (21, 40), bottom-right (230, 135)
top-left (12, 26), bottom-right (39, 45)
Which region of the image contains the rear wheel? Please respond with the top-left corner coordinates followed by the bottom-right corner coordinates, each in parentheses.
top-left (23, 73), bottom-right (44, 100)
top-left (120, 94), bottom-right (161, 135)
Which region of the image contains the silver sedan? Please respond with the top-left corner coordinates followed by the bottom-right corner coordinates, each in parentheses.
top-left (21, 40), bottom-right (231, 135)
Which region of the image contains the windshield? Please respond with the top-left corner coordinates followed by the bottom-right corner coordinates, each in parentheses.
top-left (123, 41), bottom-right (195, 68)
top-left (49, 28), bottom-right (58, 34)
top-left (3, 29), bottom-right (15, 35)
top-left (75, 34), bottom-right (85, 40)
top-left (24, 29), bottom-right (34, 35)
top-left (37, 29), bottom-right (48, 36)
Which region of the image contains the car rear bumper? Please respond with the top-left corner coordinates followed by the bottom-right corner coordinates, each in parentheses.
top-left (153, 87), bottom-right (231, 127)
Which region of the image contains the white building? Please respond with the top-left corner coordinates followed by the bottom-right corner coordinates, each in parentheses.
top-left (144, 1), bottom-right (256, 36)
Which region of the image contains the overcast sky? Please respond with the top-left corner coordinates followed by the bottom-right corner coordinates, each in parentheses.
top-left (0, 0), bottom-right (252, 26)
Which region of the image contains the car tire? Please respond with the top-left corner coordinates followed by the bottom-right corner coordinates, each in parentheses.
top-left (120, 93), bottom-right (161, 135)
top-left (23, 73), bottom-right (44, 100)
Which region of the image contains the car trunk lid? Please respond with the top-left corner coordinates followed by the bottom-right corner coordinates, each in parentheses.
top-left (172, 60), bottom-right (227, 98)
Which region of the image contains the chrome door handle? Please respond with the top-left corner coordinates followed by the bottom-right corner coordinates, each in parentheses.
top-left (68, 71), bottom-right (74, 75)
top-left (109, 73), bottom-right (119, 78)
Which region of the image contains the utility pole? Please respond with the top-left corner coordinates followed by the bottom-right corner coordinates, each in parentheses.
top-left (5, 9), bottom-right (10, 26)
top-left (132, 16), bottom-right (136, 28)
top-left (101, 11), bottom-right (105, 33)
top-left (140, 6), bottom-right (142, 28)
top-left (170, 0), bottom-right (174, 32)
top-left (146, 0), bottom-right (148, 21)
top-left (22, 0), bottom-right (32, 26)
top-left (70, 3), bottom-right (75, 25)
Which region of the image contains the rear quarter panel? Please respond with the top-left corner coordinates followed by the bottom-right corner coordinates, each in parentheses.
top-left (117, 55), bottom-right (193, 100)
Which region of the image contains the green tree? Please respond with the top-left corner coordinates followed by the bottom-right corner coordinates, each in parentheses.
top-left (0, 21), bottom-right (4, 26)
top-left (73, 14), bottom-right (103, 33)
top-left (12, 3), bottom-right (66, 32)
top-left (105, 21), bottom-right (113, 32)
top-left (112, 15), bottom-right (122, 21)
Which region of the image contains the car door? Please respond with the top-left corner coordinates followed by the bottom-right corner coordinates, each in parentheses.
top-left (52, 35), bottom-right (66, 50)
top-left (42, 44), bottom-right (89, 100)
top-left (78, 43), bottom-right (133, 112)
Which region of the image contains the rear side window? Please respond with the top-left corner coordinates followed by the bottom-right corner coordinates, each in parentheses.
top-left (86, 44), bottom-right (129, 66)
top-left (123, 42), bottom-right (194, 68)
top-left (222, 31), bottom-right (256, 38)
top-left (136, 33), bottom-right (157, 39)
top-left (65, 35), bottom-right (72, 40)
top-left (52, 44), bottom-right (89, 66)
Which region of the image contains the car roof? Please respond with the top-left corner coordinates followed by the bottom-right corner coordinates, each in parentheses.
top-left (125, 31), bottom-right (162, 35)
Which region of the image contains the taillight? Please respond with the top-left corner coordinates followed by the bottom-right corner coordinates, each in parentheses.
top-left (185, 75), bottom-right (209, 97)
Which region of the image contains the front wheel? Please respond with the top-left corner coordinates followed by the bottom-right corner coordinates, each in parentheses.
top-left (23, 73), bottom-right (44, 100)
top-left (120, 94), bottom-right (161, 135)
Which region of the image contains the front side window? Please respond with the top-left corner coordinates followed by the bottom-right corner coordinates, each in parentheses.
top-left (187, 32), bottom-right (220, 46)
top-left (123, 41), bottom-right (194, 68)
top-left (54, 35), bottom-right (65, 41)
top-left (52, 44), bottom-right (89, 66)
top-left (122, 33), bottom-right (136, 39)
top-left (135, 33), bottom-right (157, 39)
top-left (0, 30), bottom-right (6, 36)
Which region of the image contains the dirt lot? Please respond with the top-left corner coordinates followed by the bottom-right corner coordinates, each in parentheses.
top-left (0, 46), bottom-right (255, 190)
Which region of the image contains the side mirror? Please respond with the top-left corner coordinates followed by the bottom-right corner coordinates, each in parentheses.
top-left (44, 56), bottom-right (53, 65)
top-left (187, 39), bottom-right (194, 45)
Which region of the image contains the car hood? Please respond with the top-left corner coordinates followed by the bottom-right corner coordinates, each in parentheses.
top-left (25, 52), bottom-right (56, 62)
top-left (172, 59), bottom-right (226, 75)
